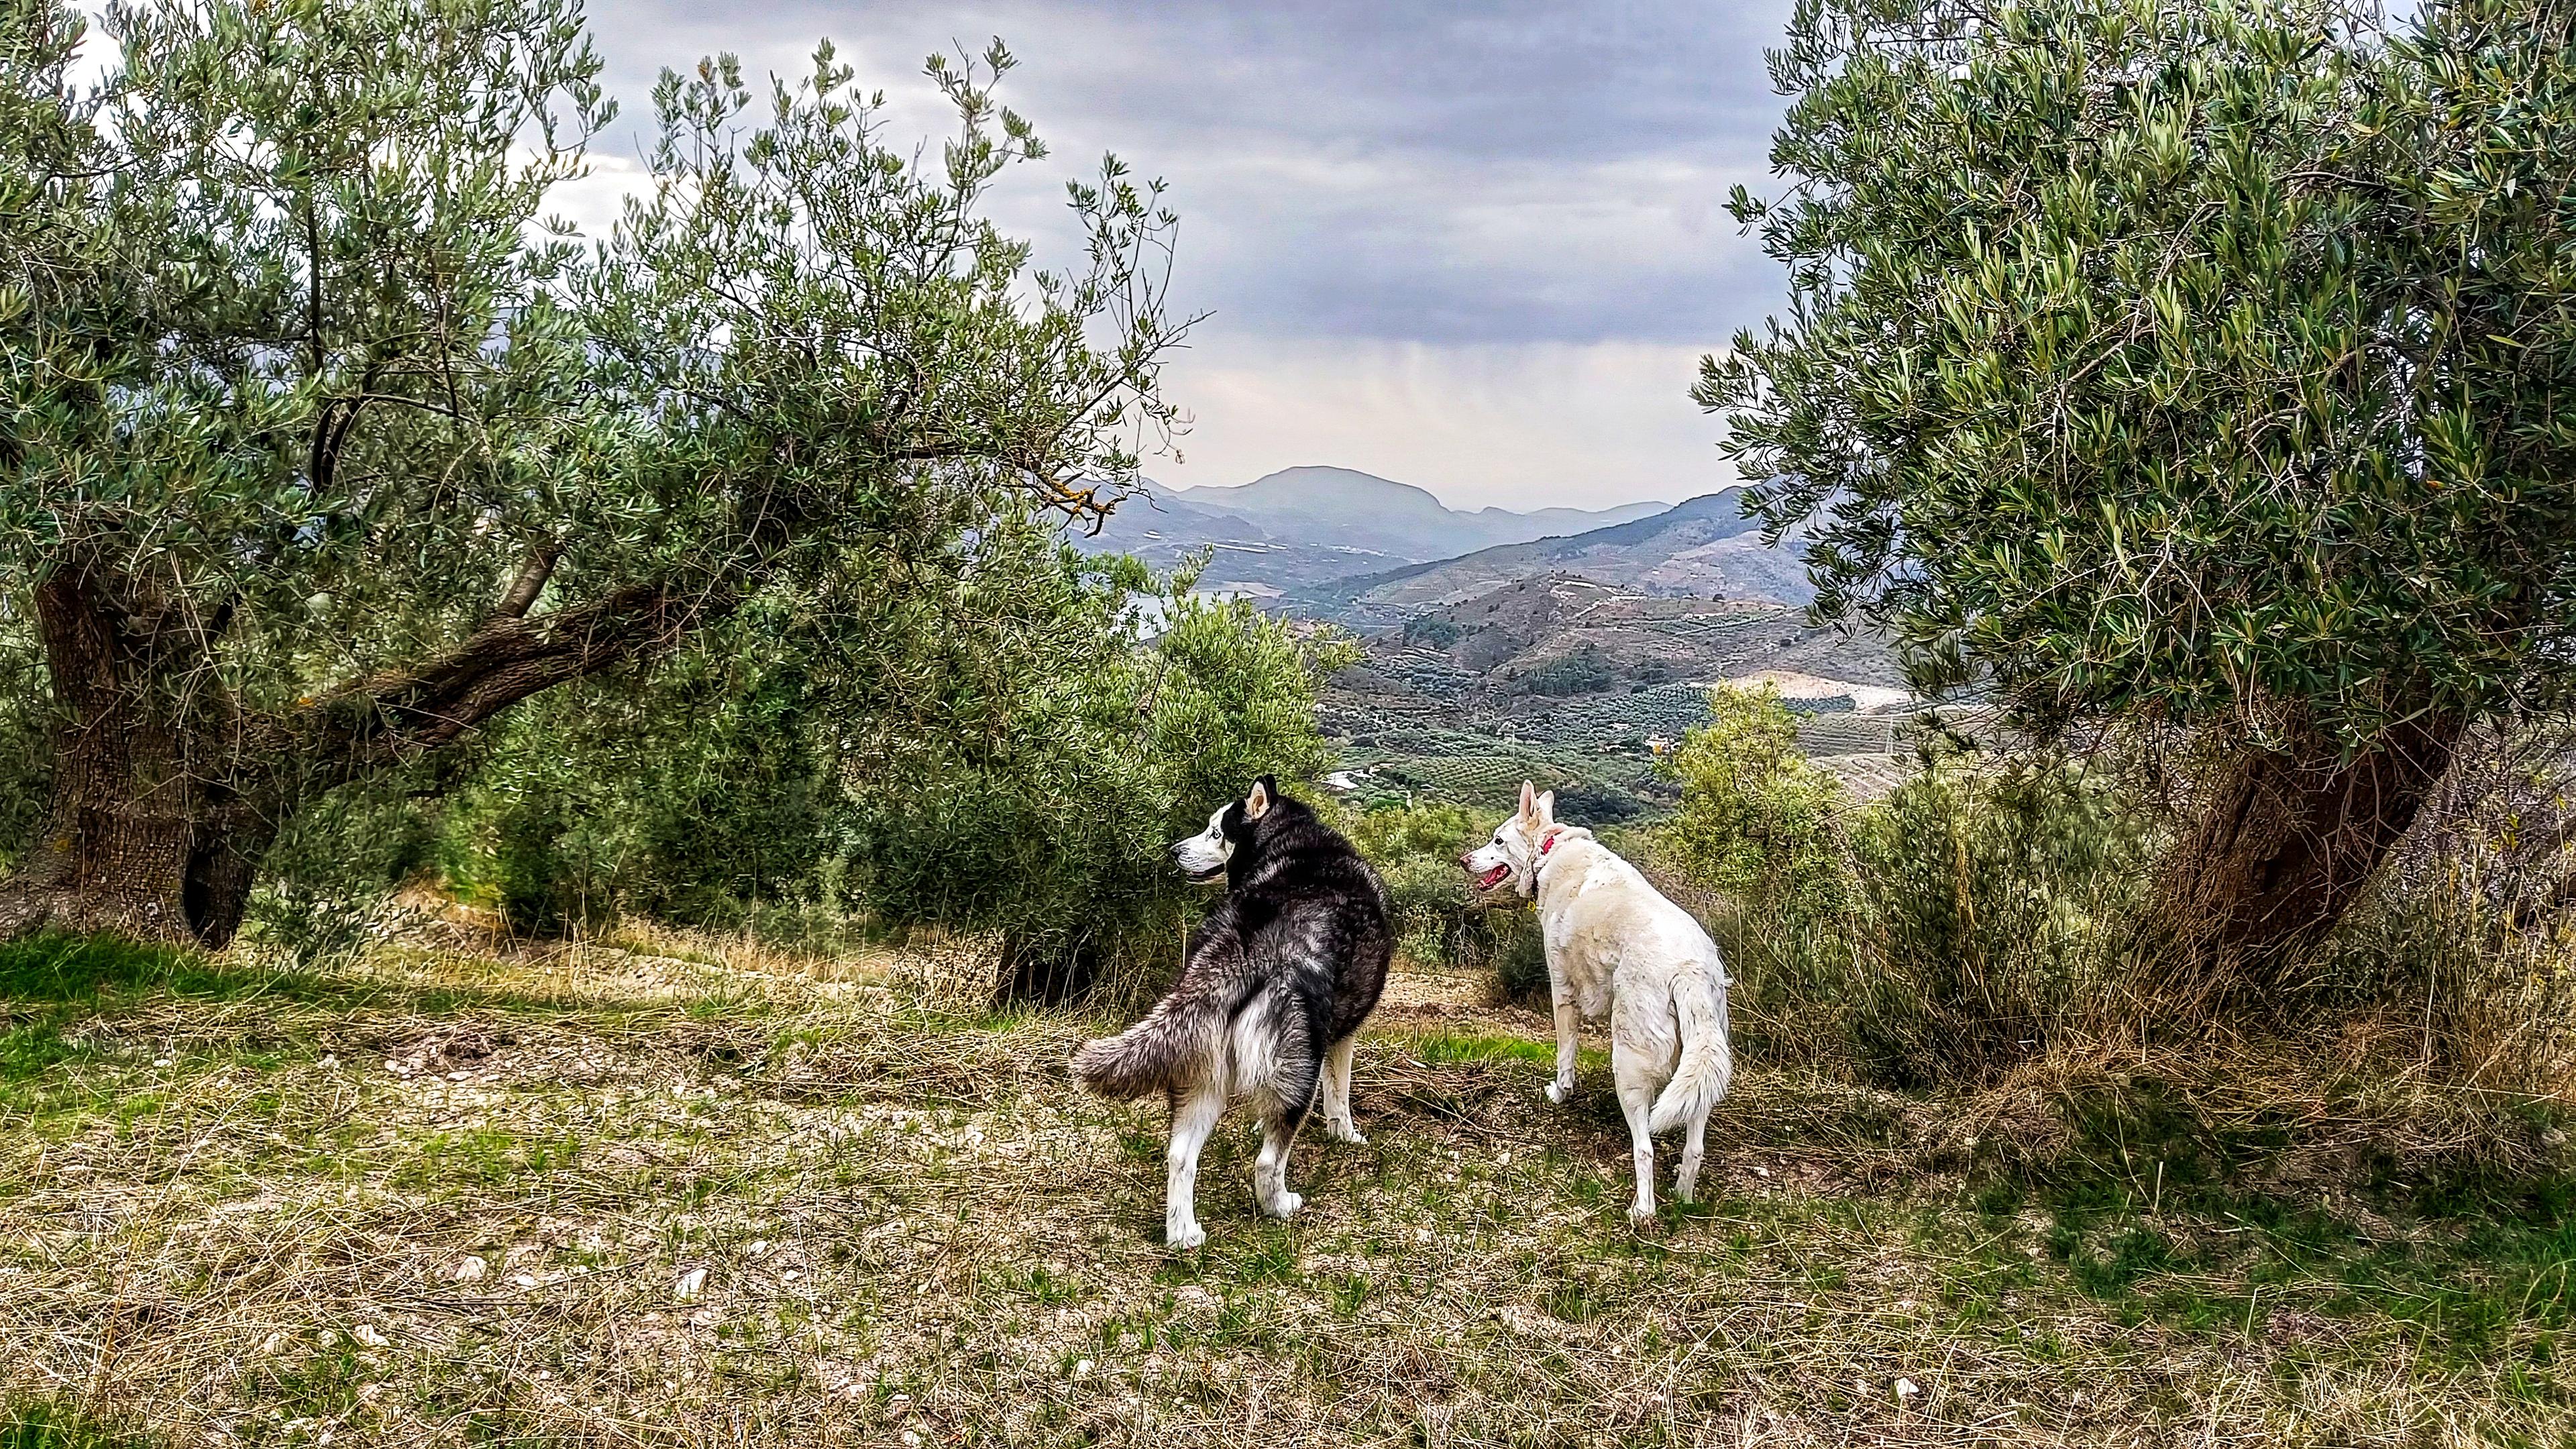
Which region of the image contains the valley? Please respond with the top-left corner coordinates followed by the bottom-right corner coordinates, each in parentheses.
top-left (1320, 576), bottom-right (1904, 820)
top-left (1092, 465), bottom-right (1911, 822)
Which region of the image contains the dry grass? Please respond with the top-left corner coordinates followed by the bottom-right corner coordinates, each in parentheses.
top-left (3, 930), bottom-right (2572, 1447)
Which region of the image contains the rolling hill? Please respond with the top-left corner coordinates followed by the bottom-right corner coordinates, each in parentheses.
top-left (1071, 466), bottom-right (1668, 596)
top-left (1287, 487), bottom-right (1811, 626)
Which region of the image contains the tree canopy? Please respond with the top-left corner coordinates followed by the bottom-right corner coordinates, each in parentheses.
top-left (1703, 0), bottom-right (2576, 963)
top-left (0, 0), bottom-right (1187, 945)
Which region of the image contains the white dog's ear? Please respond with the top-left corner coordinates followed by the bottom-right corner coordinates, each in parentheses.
top-left (1244, 779), bottom-right (1273, 821)
top-left (1517, 779), bottom-right (1538, 820)
top-left (1536, 790), bottom-right (1556, 826)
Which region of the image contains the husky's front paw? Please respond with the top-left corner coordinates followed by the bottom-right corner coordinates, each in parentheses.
top-left (1626, 1201), bottom-right (1658, 1229)
top-left (1261, 1189), bottom-right (1304, 1220)
top-left (1544, 1078), bottom-right (1573, 1106)
top-left (1168, 1222), bottom-right (1206, 1250)
top-left (1328, 1122), bottom-right (1368, 1146)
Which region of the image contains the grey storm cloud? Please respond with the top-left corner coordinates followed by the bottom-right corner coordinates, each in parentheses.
top-left (580, 0), bottom-right (1798, 348)
top-left (56, 0), bottom-right (1798, 503)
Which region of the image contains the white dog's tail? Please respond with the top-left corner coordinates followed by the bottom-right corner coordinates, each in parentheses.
top-left (1648, 963), bottom-right (1733, 1133)
top-left (1070, 989), bottom-right (1225, 1100)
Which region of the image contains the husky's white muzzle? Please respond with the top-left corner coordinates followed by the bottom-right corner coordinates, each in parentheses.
top-left (1171, 805), bottom-right (1233, 884)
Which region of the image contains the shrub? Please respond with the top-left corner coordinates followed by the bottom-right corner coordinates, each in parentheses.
top-left (488, 773), bottom-right (624, 937)
top-left (1661, 688), bottom-right (2154, 1086)
top-left (839, 547), bottom-right (1353, 1005)
top-left (2315, 721), bottom-right (2576, 1090)
top-left (0, 630), bottom-right (48, 870)
top-left (1660, 686), bottom-right (1850, 925)
top-left (1491, 918), bottom-right (1549, 1003)
top-left (244, 777), bottom-right (447, 966)
top-left (1552, 783), bottom-right (1644, 826)
top-left (1839, 759), bottom-right (2151, 1087)
top-left (1335, 798), bottom-right (1542, 997)
top-left (1403, 616), bottom-right (1464, 649)
top-left (1519, 645), bottom-right (1615, 698)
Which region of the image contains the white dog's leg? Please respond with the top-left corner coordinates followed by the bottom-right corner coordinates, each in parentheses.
top-left (1545, 994), bottom-right (1580, 1104)
top-left (1253, 1108), bottom-right (1307, 1218)
top-left (1613, 1047), bottom-right (1659, 1226)
top-left (1321, 1036), bottom-right (1365, 1145)
top-left (1675, 1107), bottom-right (1709, 1205)
top-left (1165, 1083), bottom-right (1226, 1249)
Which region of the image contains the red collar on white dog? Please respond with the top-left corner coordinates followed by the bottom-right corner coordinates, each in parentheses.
top-left (1540, 833), bottom-right (1556, 857)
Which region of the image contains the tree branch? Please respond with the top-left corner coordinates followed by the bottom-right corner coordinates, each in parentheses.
top-left (296, 578), bottom-right (730, 782)
top-left (492, 542), bottom-right (562, 619)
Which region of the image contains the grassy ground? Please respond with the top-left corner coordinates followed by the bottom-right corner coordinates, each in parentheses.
top-left (2, 929), bottom-right (2571, 1446)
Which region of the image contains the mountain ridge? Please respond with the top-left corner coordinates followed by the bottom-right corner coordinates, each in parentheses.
top-left (1287, 486), bottom-right (1812, 627)
top-left (1074, 464), bottom-right (1674, 594)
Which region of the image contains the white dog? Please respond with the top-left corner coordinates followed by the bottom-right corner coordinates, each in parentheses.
top-left (1463, 781), bottom-right (1733, 1224)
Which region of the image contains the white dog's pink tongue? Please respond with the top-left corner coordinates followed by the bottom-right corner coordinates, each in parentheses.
top-left (1480, 865), bottom-right (1510, 890)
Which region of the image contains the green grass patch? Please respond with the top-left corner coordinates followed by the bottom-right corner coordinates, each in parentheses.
top-left (0, 933), bottom-right (215, 1003)
top-left (391, 1127), bottom-right (586, 1191)
top-left (0, 932), bottom-right (667, 1030)
top-left (1, 1400), bottom-right (153, 1449)
top-left (1961, 1070), bottom-right (2576, 1364)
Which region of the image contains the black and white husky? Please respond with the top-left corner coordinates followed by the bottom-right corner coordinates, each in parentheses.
top-left (1071, 778), bottom-right (1391, 1248)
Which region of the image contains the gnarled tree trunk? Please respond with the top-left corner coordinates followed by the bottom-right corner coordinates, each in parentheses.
top-left (0, 551), bottom-right (710, 950)
top-left (2149, 710), bottom-right (2465, 1004)
top-left (0, 564), bottom-right (282, 947)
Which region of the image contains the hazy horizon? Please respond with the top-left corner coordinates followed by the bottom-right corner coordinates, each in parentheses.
top-left (1160, 462), bottom-right (1674, 517)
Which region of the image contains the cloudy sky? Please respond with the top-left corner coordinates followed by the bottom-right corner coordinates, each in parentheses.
top-left (572, 1), bottom-right (1806, 512)
top-left (83, 1), bottom-right (1804, 512)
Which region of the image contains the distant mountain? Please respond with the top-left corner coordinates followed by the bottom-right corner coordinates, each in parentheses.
top-left (1288, 487), bottom-right (1813, 626)
top-left (1072, 466), bottom-right (1668, 596)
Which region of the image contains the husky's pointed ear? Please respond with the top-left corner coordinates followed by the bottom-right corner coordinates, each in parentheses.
top-left (1517, 779), bottom-right (1538, 820)
top-left (1244, 778), bottom-right (1273, 821)
top-left (1536, 790), bottom-right (1556, 826)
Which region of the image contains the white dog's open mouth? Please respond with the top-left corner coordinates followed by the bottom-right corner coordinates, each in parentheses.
top-left (1472, 863), bottom-right (1511, 891)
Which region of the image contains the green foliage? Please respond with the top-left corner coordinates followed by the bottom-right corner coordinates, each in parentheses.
top-left (447, 608), bottom-right (845, 937)
top-left (1339, 797), bottom-right (1486, 865)
top-left (1660, 688), bottom-right (1849, 922)
top-left (1662, 689), bottom-right (2152, 1084)
top-left (1489, 919), bottom-right (1550, 1003)
top-left (4, 0), bottom-right (613, 685)
top-left (1839, 760), bottom-right (2153, 1087)
top-left (246, 774), bottom-right (448, 964)
top-left (0, 0), bottom-right (1183, 939)
top-left (1401, 616), bottom-right (1464, 650)
top-left (0, 627), bottom-right (48, 867)
top-left (1706, 0), bottom-right (2576, 749)
top-left (1332, 797), bottom-right (1543, 995)
top-left (835, 538), bottom-right (1352, 994)
top-left (486, 764), bottom-right (621, 938)
top-left (1146, 590), bottom-right (1356, 818)
top-left (1550, 783), bottom-right (1644, 825)
top-left (1517, 645), bottom-right (1615, 698)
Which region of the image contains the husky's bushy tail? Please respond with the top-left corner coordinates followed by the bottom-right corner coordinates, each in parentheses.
top-left (1648, 964), bottom-right (1734, 1133)
top-left (1071, 991), bottom-right (1224, 1100)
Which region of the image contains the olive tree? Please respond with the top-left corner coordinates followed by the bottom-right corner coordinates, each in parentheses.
top-left (1704, 0), bottom-right (2576, 976)
top-left (0, 0), bottom-right (1180, 945)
